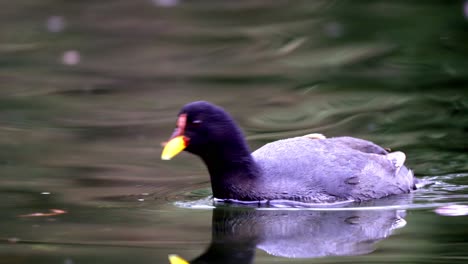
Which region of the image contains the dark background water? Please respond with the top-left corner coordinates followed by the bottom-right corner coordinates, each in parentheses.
top-left (1, 1), bottom-right (468, 264)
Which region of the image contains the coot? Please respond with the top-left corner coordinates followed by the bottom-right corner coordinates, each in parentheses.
top-left (161, 101), bottom-right (416, 203)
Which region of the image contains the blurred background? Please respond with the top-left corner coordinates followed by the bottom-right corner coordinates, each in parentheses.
top-left (1, 1), bottom-right (468, 264)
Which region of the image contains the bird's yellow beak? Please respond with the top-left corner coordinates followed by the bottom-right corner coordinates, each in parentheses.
top-left (168, 254), bottom-right (189, 264)
top-left (161, 136), bottom-right (187, 160)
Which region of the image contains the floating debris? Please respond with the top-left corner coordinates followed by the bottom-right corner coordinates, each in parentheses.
top-left (19, 209), bottom-right (67, 218)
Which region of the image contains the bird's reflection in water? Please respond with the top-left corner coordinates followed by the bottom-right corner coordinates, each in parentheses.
top-left (185, 198), bottom-right (409, 264)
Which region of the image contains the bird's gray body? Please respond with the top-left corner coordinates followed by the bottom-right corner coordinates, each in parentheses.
top-left (251, 136), bottom-right (414, 203)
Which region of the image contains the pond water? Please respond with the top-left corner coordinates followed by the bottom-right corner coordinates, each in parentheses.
top-left (1, 1), bottom-right (468, 264)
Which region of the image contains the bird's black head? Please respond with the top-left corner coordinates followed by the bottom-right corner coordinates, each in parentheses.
top-left (161, 101), bottom-right (247, 160)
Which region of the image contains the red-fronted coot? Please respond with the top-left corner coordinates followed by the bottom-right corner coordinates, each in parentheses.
top-left (161, 101), bottom-right (416, 203)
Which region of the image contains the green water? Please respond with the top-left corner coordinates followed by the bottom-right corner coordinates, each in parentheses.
top-left (1, 1), bottom-right (468, 263)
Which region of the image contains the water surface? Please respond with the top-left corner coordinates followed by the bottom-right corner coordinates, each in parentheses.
top-left (1, 1), bottom-right (468, 263)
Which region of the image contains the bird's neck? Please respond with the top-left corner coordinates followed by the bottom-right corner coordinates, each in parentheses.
top-left (200, 142), bottom-right (260, 200)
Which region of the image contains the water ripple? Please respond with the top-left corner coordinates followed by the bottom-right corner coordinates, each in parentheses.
top-left (172, 173), bottom-right (468, 212)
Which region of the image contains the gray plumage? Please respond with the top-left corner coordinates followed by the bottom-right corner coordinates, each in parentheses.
top-left (252, 136), bottom-right (414, 203)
